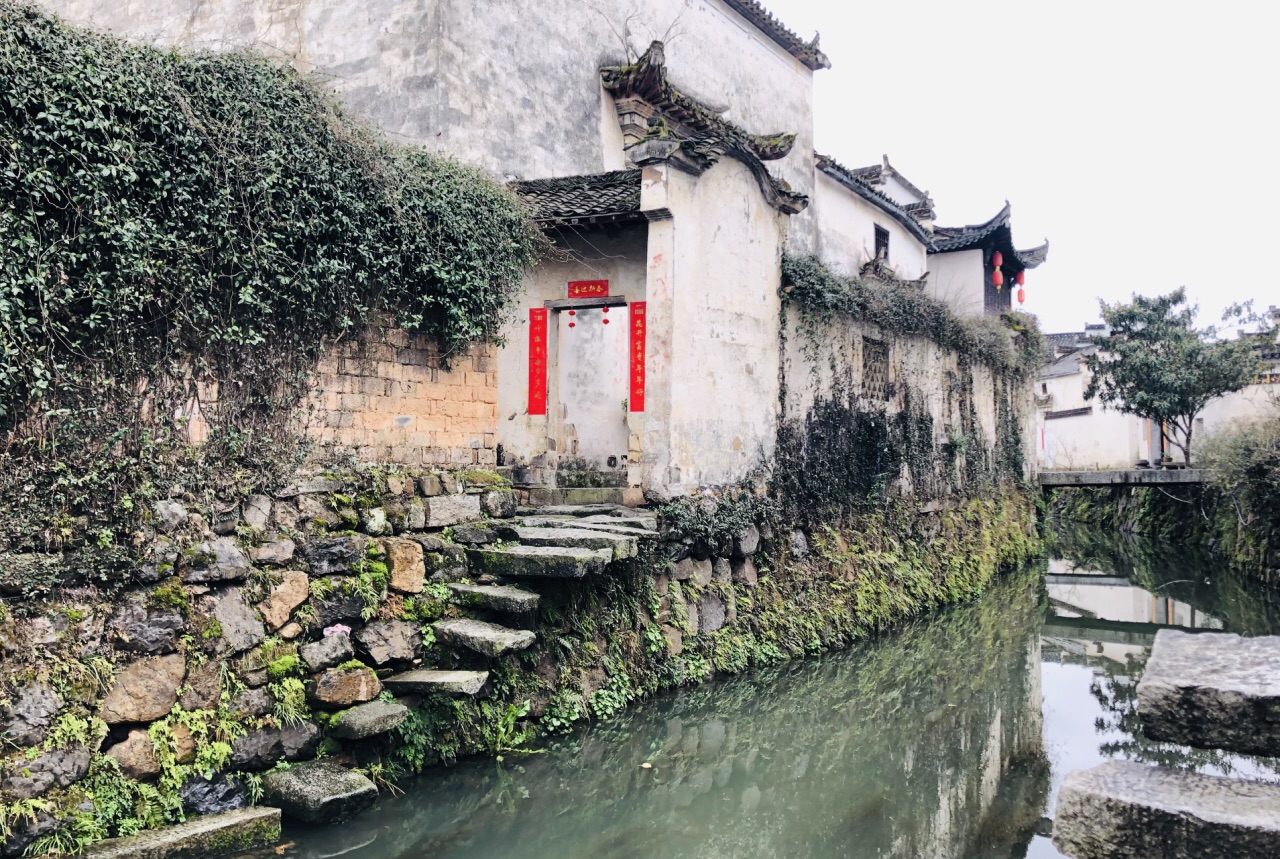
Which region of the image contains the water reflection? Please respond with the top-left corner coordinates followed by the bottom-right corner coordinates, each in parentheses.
top-left (1034, 524), bottom-right (1280, 858)
top-left (270, 567), bottom-right (1048, 859)
top-left (252, 527), bottom-right (1280, 859)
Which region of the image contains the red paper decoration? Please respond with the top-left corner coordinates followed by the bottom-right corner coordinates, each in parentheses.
top-left (992, 251), bottom-right (1003, 268)
top-left (1017, 287), bottom-right (1026, 305)
top-left (1016, 270), bottom-right (1026, 286)
top-left (992, 269), bottom-right (1004, 288)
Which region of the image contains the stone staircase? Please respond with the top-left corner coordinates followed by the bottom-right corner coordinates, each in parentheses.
top-left (383, 504), bottom-right (658, 699)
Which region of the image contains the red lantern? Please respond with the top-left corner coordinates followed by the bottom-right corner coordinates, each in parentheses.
top-left (568, 322), bottom-right (576, 328)
top-left (568, 309), bottom-right (576, 316)
top-left (992, 251), bottom-right (1003, 268)
top-left (1016, 270), bottom-right (1025, 286)
top-left (603, 318), bottom-right (610, 325)
top-left (601, 307), bottom-right (609, 314)
top-left (1017, 287), bottom-right (1026, 305)
top-left (992, 269), bottom-right (1004, 288)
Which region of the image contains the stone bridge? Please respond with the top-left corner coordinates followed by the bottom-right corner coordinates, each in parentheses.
top-left (1036, 469), bottom-right (1212, 488)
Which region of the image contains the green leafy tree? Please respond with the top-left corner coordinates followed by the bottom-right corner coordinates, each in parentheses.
top-left (1084, 289), bottom-right (1260, 464)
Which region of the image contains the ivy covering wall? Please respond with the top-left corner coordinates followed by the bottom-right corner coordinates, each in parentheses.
top-left (0, 3), bottom-right (542, 575)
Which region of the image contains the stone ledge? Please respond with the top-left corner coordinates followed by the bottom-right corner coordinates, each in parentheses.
top-left (1053, 761), bottom-right (1280, 859)
top-left (85, 807), bottom-right (280, 859)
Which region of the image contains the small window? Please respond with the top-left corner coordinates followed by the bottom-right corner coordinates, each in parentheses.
top-left (874, 225), bottom-right (890, 262)
top-left (863, 338), bottom-right (889, 400)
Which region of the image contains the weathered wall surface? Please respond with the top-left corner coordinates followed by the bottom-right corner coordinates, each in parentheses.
top-left (39, 0), bottom-right (820, 252)
top-left (664, 159), bottom-right (787, 493)
top-left (308, 318), bottom-right (498, 468)
top-left (813, 172), bottom-right (929, 280)
top-left (781, 311), bottom-right (1032, 487)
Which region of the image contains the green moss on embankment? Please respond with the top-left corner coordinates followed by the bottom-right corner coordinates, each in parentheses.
top-left (390, 483), bottom-right (1040, 775)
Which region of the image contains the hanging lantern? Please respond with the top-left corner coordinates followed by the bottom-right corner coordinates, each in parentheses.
top-left (568, 309), bottom-right (576, 316)
top-left (1016, 270), bottom-right (1025, 286)
top-left (992, 269), bottom-right (1004, 289)
top-left (992, 251), bottom-right (1003, 268)
top-left (1017, 287), bottom-right (1026, 305)
top-left (603, 318), bottom-right (611, 325)
top-left (568, 321), bottom-right (576, 328)
top-left (601, 307), bottom-right (609, 314)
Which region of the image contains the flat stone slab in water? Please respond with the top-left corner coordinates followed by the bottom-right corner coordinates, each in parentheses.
top-left (466, 545), bottom-right (612, 578)
top-left (1053, 760), bottom-right (1280, 859)
top-left (262, 760), bottom-right (377, 824)
top-left (85, 806), bottom-right (280, 859)
top-left (495, 526), bottom-right (637, 560)
top-left (382, 669), bottom-right (489, 697)
top-left (1138, 629), bottom-right (1280, 756)
top-left (448, 583), bottom-right (541, 614)
top-left (330, 700), bottom-right (409, 740)
top-left (433, 618), bottom-right (536, 657)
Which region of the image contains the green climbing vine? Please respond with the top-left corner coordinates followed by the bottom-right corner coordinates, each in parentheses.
top-left (0, 3), bottom-right (544, 578)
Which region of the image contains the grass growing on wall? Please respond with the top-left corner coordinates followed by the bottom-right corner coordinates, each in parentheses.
top-left (781, 254), bottom-right (1045, 378)
top-left (0, 3), bottom-right (543, 575)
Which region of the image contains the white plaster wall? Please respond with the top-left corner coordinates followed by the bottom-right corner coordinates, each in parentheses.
top-left (496, 225), bottom-right (647, 475)
top-left (663, 158), bottom-right (786, 492)
top-left (40, 0), bottom-right (820, 250)
top-left (926, 250), bottom-right (984, 317)
top-left (813, 172), bottom-right (928, 280)
top-left (881, 174), bottom-right (924, 207)
top-left (1198, 383), bottom-right (1279, 438)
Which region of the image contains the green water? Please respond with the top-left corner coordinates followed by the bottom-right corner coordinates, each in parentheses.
top-left (264, 527), bottom-right (1280, 859)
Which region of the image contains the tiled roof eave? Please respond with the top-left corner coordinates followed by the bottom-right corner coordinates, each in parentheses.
top-left (816, 155), bottom-right (932, 246)
top-left (721, 0), bottom-right (832, 71)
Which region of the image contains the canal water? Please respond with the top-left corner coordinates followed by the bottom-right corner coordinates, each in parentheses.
top-left (261, 525), bottom-right (1280, 859)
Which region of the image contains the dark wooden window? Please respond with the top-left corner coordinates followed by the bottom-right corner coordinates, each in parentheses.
top-left (874, 225), bottom-right (890, 262)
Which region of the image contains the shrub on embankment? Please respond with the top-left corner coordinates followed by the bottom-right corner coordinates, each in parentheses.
top-left (0, 1), bottom-right (542, 583)
top-left (1051, 412), bottom-right (1280, 583)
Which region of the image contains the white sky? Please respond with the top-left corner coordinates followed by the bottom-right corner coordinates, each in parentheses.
top-left (770, 0), bottom-right (1280, 333)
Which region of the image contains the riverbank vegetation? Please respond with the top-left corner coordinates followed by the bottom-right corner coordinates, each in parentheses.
top-left (1051, 409), bottom-right (1280, 584)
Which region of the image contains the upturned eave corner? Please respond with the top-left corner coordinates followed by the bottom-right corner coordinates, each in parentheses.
top-left (602, 41), bottom-right (809, 216)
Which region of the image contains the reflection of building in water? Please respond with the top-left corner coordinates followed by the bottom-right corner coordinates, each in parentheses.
top-left (1042, 558), bottom-right (1223, 667)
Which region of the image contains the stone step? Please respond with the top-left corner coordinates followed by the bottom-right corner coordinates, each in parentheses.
top-left (448, 583), bottom-right (541, 614)
top-left (262, 760), bottom-right (377, 825)
top-left (382, 669), bottom-right (488, 697)
top-left (1137, 629), bottom-right (1280, 756)
top-left (466, 545), bottom-right (613, 579)
top-left (85, 807), bottom-right (280, 859)
top-left (330, 700), bottom-right (409, 740)
top-left (494, 525), bottom-right (638, 560)
top-left (433, 618), bottom-right (536, 658)
top-left (525, 487), bottom-right (630, 507)
top-left (577, 514), bottom-right (658, 531)
top-left (559, 521), bottom-right (660, 540)
top-left (516, 515), bottom-right (576, 527)
top-left (517, 503), bottom-right (625, 517)
top-left (1053, 760), bottom-right (1280, 858)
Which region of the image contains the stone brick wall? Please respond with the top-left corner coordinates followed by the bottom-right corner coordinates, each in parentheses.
top-left (307, 317), bottom-right (498, 467)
